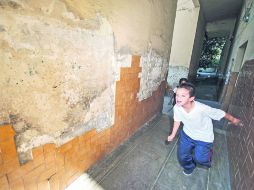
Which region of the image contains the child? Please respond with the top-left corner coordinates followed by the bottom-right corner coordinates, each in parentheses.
top-left (172, 78), bottom-right (188, 106)
top-left (167, 82), bottom-right (242, 176)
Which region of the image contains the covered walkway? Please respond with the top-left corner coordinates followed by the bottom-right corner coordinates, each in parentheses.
top-left (84, 100), bottom-right (230, 190)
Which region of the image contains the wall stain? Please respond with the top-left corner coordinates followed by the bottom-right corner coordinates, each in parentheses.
top-left (0, 0), bottom-right (21, 9)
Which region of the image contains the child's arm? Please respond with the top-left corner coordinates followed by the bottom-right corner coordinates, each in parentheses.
top-left (224, 113), bottom-right (242, 126)
top-left (167, 121), bottom-right (181, 142)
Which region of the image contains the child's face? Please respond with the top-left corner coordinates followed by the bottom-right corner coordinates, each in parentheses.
top-left (175, 88), bottom-right (194, 106)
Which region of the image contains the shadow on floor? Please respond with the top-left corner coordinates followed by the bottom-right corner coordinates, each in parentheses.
top-left (195, 78), bottom-right (219, 101)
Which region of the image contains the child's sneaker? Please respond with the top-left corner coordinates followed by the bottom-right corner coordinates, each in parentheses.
top-left (183, 169), bottom-right (193, 176)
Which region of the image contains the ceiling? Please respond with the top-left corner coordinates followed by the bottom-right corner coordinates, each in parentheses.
top-left (177, 0), bottom-right (244, 37)
top-left (199, 0), bottom-right (244, 22)
top-left (177, 0), bottom-right (244, 22)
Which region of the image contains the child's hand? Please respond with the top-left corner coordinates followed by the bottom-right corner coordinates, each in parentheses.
top-left (229, 118), bottom-right (244, 127)
top-left (167, 134), bottom-right (175, 142)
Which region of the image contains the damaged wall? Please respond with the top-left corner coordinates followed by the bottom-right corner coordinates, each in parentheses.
top-left (0, 0), bottom-right (177, 163)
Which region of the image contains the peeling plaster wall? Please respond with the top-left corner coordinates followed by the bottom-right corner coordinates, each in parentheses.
top-left (0, 0), bottom-right (177, 161)
top-left (167, 66), bottom-right (189, 87)
top-left (138, 49), bottom-right (169, 101)
top-left (0, 1), bottom-right (116, 160)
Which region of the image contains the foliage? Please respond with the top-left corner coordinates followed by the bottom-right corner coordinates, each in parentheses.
top-left (199, 37), bottom-right (226, 68)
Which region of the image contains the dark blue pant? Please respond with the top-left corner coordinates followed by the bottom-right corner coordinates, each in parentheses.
top-left (177, 130), bottom-right (213, 173)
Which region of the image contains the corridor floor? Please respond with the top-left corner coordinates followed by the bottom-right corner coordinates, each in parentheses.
top-left (85, 101), bottom-right (231, 190)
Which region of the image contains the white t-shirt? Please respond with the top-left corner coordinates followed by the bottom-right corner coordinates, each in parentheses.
top-left (174, 101), bottom-right (225, 143)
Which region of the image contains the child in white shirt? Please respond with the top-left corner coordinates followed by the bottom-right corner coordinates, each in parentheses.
top-left (167, 82), bottom-right (242, 175)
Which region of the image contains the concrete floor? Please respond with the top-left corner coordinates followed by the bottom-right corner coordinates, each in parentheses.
top-left (87, 99), bottom-right (231, 190)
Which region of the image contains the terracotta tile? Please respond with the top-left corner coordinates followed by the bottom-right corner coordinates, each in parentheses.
top-left (24, 182), bottom-right (38, 190)
top-left (0, 153), bottom-right (3, 165)
top-left (7, 167), bottom-right (26, 183)
top-left (0, 175), bottom-right (9, 190)
top-left (44, 152), bottom-right (55, 165)
top-left (48, 173), bottom-right (59, 190)
top-left (0, 125), bottom-right (15, 143)
top-left (131, 55), bottom-right (141, 68)
top-left (58, 141), bottom-right (73, 154)
top-left (23, 164), bottom-right (46, 184)
top-left (9, 178), bottom-right (25, 190)
top-left (37, 180), bottom-right (49, 190)
top-left (3, 157), bottom-right (20, 174)
top-left (0, 164), bottom-right (4, 178)
top-left (32, 147), bottom-right (44, 159)
top-left (0, 138), bottom-right (18, 162)
top-left (38, 165), bottom-right (57, 182)
top-left (84, 129), bottom-right (97, 140)
top-left (43, 144), bottom-right (56, 154)
top-left (55, 153), bottom-right (64, 168)
top-left (55, 168), bottom-right (66, 190)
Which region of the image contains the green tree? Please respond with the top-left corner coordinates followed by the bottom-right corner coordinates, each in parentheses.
top-left (199, 37), bottom-right (226, 68)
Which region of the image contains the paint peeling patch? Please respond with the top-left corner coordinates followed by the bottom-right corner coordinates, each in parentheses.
top-left (16, 133), bottom-right (55, 164)
top-left (0, 11), bottom-right (116, 163)
top-left (115, 52), bottom-right (132, 81)
top-left (137, 48), bottom-right (168, 101)
top-left (167, 65), bottom-right (189, 87)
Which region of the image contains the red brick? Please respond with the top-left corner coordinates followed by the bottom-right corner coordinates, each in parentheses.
top-left (43, 144), bottom-right (56, 154)
top-left (55, 153), bottom-right (64, 168)
top-left (56, 168), bottom-right (66, 190)
top-left (0, 138), bottom-right (18, 162)
top-left (3, 157), bottom-right (20, 174)
top-left (7, 167), bottom-right (26, 183)
top-left (0, 175), bottom-right (9, 190)
top-left (131, 55), bottom-right (141, 68)
top-left (44, 152), bottom-right (55, 165)
top-left (38, 165), bottom-right (56, 182)
top-left (9, 178), bottom-right (25, 190)
top-left (32, 147), bottom-right (44, 159)
top-left (58, 141), bottom-right (73, 154)
top-left (24, 182), bottom-right (38, 190)
top-left (0, 125), bottom-right (15, 142)
top-left (23, 164), bottom-right (46, 184)
top-left (48, 174), bottom-right (59, 190)
top-left (38, 180), bottom-right (49, 190)
top-left (0, 153), bottom-right (3, 165)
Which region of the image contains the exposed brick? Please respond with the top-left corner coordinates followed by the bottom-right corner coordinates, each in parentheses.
top-left (227, 59), bottom-right (254, 189)
top-left (48, 174), bottom-right (59, 190)
top-left (43, 144), bottom-right (56, 154)
top-left (3, 157), bottom-right (20, 174)
top-left (24, 182), bottom-right (38, 190)
top-left (0, 138), bottom-right (18, 162)
top-left (0, 175), bottom-right (9, 190)
top-left (32, 147), bottom-right (44, 159)
top-left (7, 167), bottom-right (26, 183)
top-left (38, 165), bottom-right (57, 182)
top-left (0, 153), bottom-right (3, 165)
top-left (0, 125), bottom-right (15, 143)
top-left (58, 141), bottom-right (73, 154)
top-left (9, 178), bottom-right (25, 190)
top-left (37, 180), bottom-right (49, 190)
top-left (23, 164), bottom-right (46, 184)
